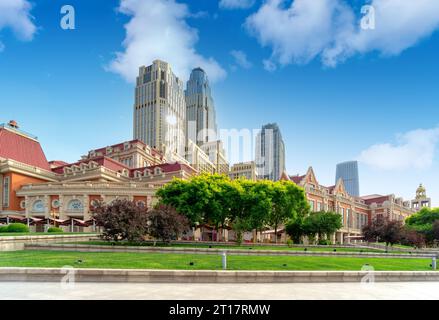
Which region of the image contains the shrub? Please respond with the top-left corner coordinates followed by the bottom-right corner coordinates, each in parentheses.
top-left (147, 204), bottom-right (190, 244)
top-left (0, 225), bottom-right (8, 232)
top-left (318, 239), bottom-right (332, 246)
top-left (47, 227), bottom-right (63, 233)
top-left (286, 239), bottom-right (293, 247)
top-left (93, 199), bottom-right (149, 242)
top-left (6, 223), bottom-right (29, 233)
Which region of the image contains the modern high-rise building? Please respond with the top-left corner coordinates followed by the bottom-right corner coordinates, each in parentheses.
top-left (185, 67), bottom-right (217, 146)
top-left (255, 123), bottom-right (285, 181)
top-left (133, 60), bottom-right (187, 160)
top-left (335, 161), bottom-right (360, 197)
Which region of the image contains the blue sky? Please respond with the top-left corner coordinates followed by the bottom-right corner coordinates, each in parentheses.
top-left (1, 0), bottom-right (439, 204)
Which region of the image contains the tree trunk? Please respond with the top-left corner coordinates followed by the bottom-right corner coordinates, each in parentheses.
top-left (274, 225), bottom-right (278, 244)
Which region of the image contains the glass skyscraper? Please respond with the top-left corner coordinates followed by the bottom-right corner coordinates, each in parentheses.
top-left (335, 161), bottom-right (360, 197)
top-left (185, 67), bottom-right (217, 146)
top-left (255, 123), bottom-right (285, 181)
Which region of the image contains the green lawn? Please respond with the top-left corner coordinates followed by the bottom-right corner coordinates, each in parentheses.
top-left (0, 232), bottom-right (97, 237)
top-left (0, 250), bottom-right (433, 271)
top-left (73, 241), bottom-right (402, 254)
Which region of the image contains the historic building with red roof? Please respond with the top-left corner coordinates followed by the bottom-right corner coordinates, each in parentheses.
top-left (0, 121), bottom-right (197, 232)
top-left (279, 167), bottom-right (415, 244)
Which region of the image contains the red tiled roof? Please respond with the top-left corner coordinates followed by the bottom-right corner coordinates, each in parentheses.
top-left (0, 127), bottom-right (51, 171)
top-left (289, 175), bottom-right (305, 184)
top-left (48, 160), bottom-right (69, 168)
top-left (361, 195), bottom-right (390, 205)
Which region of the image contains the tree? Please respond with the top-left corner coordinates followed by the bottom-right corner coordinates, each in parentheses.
top-left (362, 217), bottom-right (403, 249)
top-left (93, 199), bottom-right (149, 243)
top-left (285, 218), bottom-right (306, 244)
top-left (406, 208), bottom-right (439, 245)
top-left (302, 211), bottom-right (342, 243)
top-left (267, 181), bottom-right (309, 243)
top-left (147, 204), bottom-right (190, 244)
top-left (400, 227), bottom-right (426, 248)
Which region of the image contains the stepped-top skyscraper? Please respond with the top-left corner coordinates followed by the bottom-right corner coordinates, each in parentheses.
top-left (255, 123), bottom-right (285, 181)
top-left (335, 161), bottom-right (360, 197)
top-left (133, 60), bottom-right (186, 160)
top-left (185, 67), bottom-right (217, 146)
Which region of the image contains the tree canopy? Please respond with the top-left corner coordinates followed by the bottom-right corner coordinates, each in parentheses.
top-left (156, 174), bottom-right (309, 242)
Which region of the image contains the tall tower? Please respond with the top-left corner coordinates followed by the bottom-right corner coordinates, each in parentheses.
top-left (133, 60), bottom-right (186, 159)
top-left (185, 67), bottom-right (217, 146)
top-left (411, 184), bottom-right (432, 211)
top-left (255, 123), bottom-right (285, 181)
top-left (335, 161), bottom-right (360, 197)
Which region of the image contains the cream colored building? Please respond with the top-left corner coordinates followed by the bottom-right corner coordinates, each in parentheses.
top-left (185, 139), bottom-right (215, 174)
top-left (229, 161), bottom-right (258, 181)
top-left (133, 60), bottom-right (187, 160)
top-left (200, 140), bottom-right (229, 175)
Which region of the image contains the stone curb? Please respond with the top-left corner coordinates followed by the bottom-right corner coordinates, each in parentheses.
top-left (25, 243), bottom-right (437, 259)
top-left (0, 268), bottom-right (438, 283)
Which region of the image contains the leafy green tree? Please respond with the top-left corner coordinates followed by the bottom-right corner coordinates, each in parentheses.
top-left (405, 208), bottom-right (439, 245)
top-left (306, 211), bottom-right (342, 241)
top-left (285, 218), bottom-right (306, 244)
top-left (267, 181), bottom-right (309, 243)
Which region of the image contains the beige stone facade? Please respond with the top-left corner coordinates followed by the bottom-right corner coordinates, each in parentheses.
top-left (229, 161), bottom-right (258, 181)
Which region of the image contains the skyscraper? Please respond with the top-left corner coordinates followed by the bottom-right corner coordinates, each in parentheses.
top-left (133, 60), bottom-right (186, 160)
top-left (335, 161), bottom-right (360, 197)
top-left (255, 123), bottom-right (285, 181)
top-left (185, 67), bottom-right (217, 146)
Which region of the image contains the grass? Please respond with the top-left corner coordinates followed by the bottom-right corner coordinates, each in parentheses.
top-left (0, 250), bottom-right (433, 271)
top-left (0, 232), bottom-right (97, 237)
top-left (72, 240), bottom-right (403, 254)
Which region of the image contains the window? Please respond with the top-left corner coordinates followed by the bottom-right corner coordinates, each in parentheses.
top-left (317, 202), bottom-right (323, 211)
top-left (32, 200), bottom-right (45, 213)
top-left (2, 176), bottom-right (10, 207)
top-left (309, 200), bottom-right (315, 211)
top-left (341, 208), bottom-right (345, 225)
top-left (67, 199), bottom-right (83, 212)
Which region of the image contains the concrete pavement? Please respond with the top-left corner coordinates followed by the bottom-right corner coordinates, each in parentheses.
top-left (1, 282), bottom-right (439, 300)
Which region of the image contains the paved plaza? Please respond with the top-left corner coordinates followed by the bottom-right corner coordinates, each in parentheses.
top-left (1, 282), bottom-right (439, 300)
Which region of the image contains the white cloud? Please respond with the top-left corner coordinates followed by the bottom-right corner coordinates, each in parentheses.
top-left (0, 0), bottom-right (36, 49)
top-left (358, 127), bottom-right (439, 171)
top-left (263, 59), bottom-right (276, 72)
top-left (108, 0), bottom-right (226, 83)
top-left (230, 50), bottom-right (252, 69)
top-left (245, 0), bottom-right (439, 69)
top-left (219, 0), bottom-right (255, 10)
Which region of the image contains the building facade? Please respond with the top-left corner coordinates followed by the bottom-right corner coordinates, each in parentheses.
top-left (199, 140), bottom-right (229, 175)
top-left (229, 161), bottom-right (258, 181)
top-left (255, 123), bottom-right (285, 181)
top-left (281, 167), bottom-right (415, 243)
top-left (335, 160), bottom-right (360, 197)
top-left (0, 121), bottom-right (196, 232)
top-left (133, 60), bottom-right (187, 160)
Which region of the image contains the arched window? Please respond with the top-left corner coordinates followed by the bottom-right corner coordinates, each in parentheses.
top-left (67, 199), bottom-right (83, 212)
top-left (32, 200), bottom-right (45, 213)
